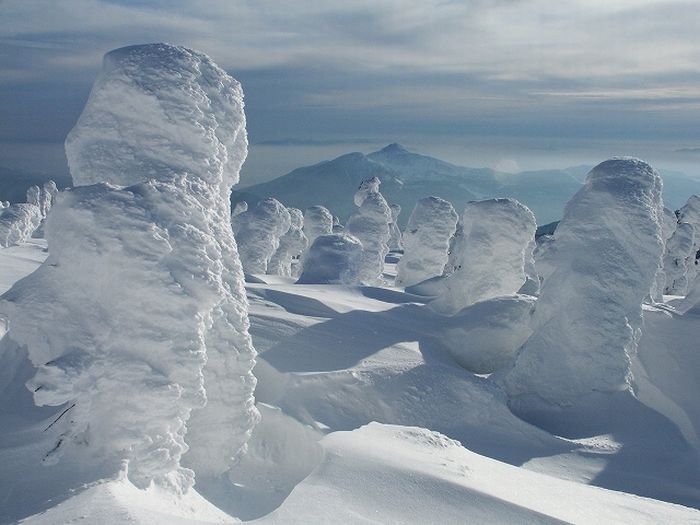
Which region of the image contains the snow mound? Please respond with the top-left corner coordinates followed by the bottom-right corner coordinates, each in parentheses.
top-left (303, 205), bottom-right (333, 246)
top-left (236, 198), bottom-right (291, 274)
top-left (296, 233), bottom-right (363, 285)
top-left (506, 158), bottom-right (664, 409)
top-left (431, 198), bottom-right (537, 315)
top-left (396, 196), bottom-right (458, 288)
top-left (0, 203), bottom-right (43, 247)
top-left (346, 177), bottom-right (392, 284)
top-left (3, 43), bottom-right (258, 492)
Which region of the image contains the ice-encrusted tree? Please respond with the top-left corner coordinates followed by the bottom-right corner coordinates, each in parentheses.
top-left (388, 203), bottom-right (403, 251)
top-left (430, 198), bottom-right (537, 315)
top-left (26, 185), bottom-right (41, 208)
top-left (663, 222), bottom-right (696, 295)
top-left (346, 177), bottom-right (392, 284)
top-left (675, 195), bottom-right (700, 286)
top-left (505, 158), bottom-right (664, 409)
top-left (1, 44), bottom-right (259, 491)
top-left (296, 233), bottom-right (363, 284)
top-left (40, 181), bottom-right (59, 218)
top-left (236, 198), bottom-right (291, 274)
top-left (231, 200), bottom-right (248, 234)
top-left (395, 196), bottom-right (458, 288)
top-left (0, 203), bottom-right (43, 247)
top-left (268, 207), bottom-right (308, 277)
top-left (303, 205), bottom-right (333, 246)
top-left (649, 207), bottom-right (679, 301)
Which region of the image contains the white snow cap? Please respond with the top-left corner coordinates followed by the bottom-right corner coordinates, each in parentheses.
top-left (303, 205), bottom-right (334, 246)
top-left (431, 198), bottom-right (537, 315)
top-left (506, 158), bottom-right (664, 408)
top-left (396, 196), bottom-right (458, 288)
top-left (296, 233), bottom-right (363, 284)
top-left (388, 203), bottom-right (403, 251)
top-left (268, 207), bottom-right (309, 277)
top-left (236, 198), bottom-right (292, 274)
top-left (346, 176), bottom-right (392, 285)
top-left (3, 43), bottom-right (258, 491)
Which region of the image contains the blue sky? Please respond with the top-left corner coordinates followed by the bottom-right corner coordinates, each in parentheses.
top-left (2, 0), bottom-right (700, 183)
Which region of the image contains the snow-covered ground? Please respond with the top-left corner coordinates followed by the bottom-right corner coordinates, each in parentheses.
top-left (1, 250), bottom-right (699, 524)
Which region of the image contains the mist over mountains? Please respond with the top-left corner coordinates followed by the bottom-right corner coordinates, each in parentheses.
top-left (233, 143), bottom-right (700, 226)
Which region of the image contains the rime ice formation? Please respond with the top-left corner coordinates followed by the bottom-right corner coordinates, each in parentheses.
top-left (663, 222), bottom-right (696, 295)
top-left (41, 181), bottom-right (58, 218)
top-left (26, 185), bottom-right (41, 208)
top-left (677, 196), bottom-right (700, 285)
top-left (2, 44), bottom-right (259, 490)
top-left (505, 158), bottom-right (664, 408)
top-left (395, 196), bottom-right (458, 288)
top-left (430, 198), bottom-right (537, 315)
top-left (649, 207), bottom-right (679, 301)
top-left (443, 221), bottom-right (465, 276)
top-left (332, 215), bottom-right (344, 233)
top-left (0, 203), bottom-right (43, 247)
top-left (388, 204), bottom-right (403, 251)
top-left (346, 177), bottom-right (392, 284)
top-left (296, 233), bottom-right (363, 284)
top-left (233, 201), bottom-right (248, 217)
top-left (303, 205), bottom-right (333, 246)
top-left (236, 198), bottom-right (292, 275)
top-left (268, 207), bottom-right (308, 277)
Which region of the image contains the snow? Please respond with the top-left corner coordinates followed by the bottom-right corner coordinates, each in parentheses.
top-left (387, 203), bottom-right (403, 251)
top-left (295, 233), bottom-right (363, 284)
top-left (431, 198), bottom-right (537, 315)
top-left (302, 205), bottom-right (333, 246)
top-left (346, 177), bottom-right (392, 285)
top-left (236, 198), bottom-right (292, 274)
top-left (396, 196), bottom-right (458, 288)
top-left (663, 222), bottom-right (696, 295)
top-left (0, 43), bottom-right (258, 494)
top-left (267, 208), bottom-right (308, 277)
top-left (506, 158), bottom-right (665, 410)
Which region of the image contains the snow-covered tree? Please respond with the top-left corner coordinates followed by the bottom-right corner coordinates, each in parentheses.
top-left (649, 207), bottom-right (679, 301)
top-left (395, 196), bottom-right (457, 288)
top-left (388, 203), bottom-right (403, 251)
top-left (0, 203), bottom-right (42, 247)
top-left (663, 222), bottom-right (695, 295)
top-left (40, 181), bottom-right (59, 218)
top-left (296, 233), bottom-right (363, 284)
top-left (346, 177), bottom-right (392, 284)
top-left (2, 44), bottom-right (259, 491)
top-left (303, 205), bottom-right (333, 245)
top-left (26, 185), bottom-right (41, 208)
top-left (236, 198), bottom-right (292, 275)
top-left (430, 198), bottom-right (536, 315)
top-left (505, 158), bottom-right (664, 409)
top-left (268, 207), bottom-right (308, 277)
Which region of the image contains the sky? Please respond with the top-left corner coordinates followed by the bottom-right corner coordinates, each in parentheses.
top-left (2, 0), bottom-right (700, 185)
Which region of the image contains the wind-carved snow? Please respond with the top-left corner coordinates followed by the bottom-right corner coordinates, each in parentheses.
top-left (236, 198), bottom-right (291, 275)
top-left (296, 233), bottom-right (363, 284)
top-left (388, 203), bottom-right (403, 251)
top-left (396, 196), bottom-right (458, 288)
top-left (346, 176), bottom-right (392, 285)
top-left (506, 158), bottom-right (664, 409)
top-left (431, 198), bottom-right (537, 315)
top-left (303, 205), bottom-right (333, 247)
top-left (268, 207), bottom-right (308, 277)
top-left (2, 43), bottom-right (259, 492)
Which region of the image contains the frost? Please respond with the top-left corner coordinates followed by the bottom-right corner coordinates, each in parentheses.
top-left (346, 177), bottom-right (391, 285)
top-left (395, 196), bottom-right (458, 288)
top-left (506, 158), bottom-right (664, 408)
top-left (296, 233), bottom-right (363, 285)
top-left (2, 43), bottom-right (258, 491)
top-left (431, 198), bottom-right (536, 315)
top-left (236, 198), bottom-right (292, 275)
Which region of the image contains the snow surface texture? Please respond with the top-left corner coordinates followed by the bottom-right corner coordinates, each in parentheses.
top-left (296, 233), bottom-right (363, 285)
top-left (396, 196), bottom-right (458, 288)
top-left (236, 198), bottom-right (291, 274)
top-left (506, 158), bottom-right (664, 409)
top-left (387, 203), bottom-right (402, 251)
top-left (431, 198), bottom-right (537, 315)
top-left (302, 205), bottom-right (333, 247)
top-left (268, 207), bottom-right (308, 277)
top-left (346, 177), bottom-right (391, 285)
top-left (3, 43), bottom-right (258, 492)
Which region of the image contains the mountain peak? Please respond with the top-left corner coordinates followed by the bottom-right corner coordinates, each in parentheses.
top-left (379, 143), bottom-right (408, 154)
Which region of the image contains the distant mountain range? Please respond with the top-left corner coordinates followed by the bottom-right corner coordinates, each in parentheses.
top-left (233, 144), bottom-right (700, 226)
